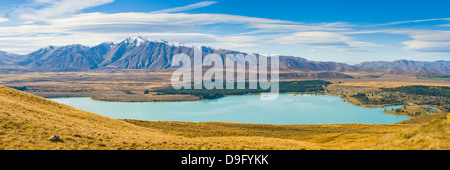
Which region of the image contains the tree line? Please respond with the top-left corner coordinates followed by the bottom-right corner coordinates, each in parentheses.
top-left (153, 80), bottom-right (332, 100)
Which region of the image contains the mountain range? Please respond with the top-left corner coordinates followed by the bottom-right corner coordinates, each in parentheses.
top-left (0, 36), bottom-right (448, 77)
top-left (357, 60), bottom-right (450, 75)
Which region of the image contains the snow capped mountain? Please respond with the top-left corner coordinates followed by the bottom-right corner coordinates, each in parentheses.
top-left (5, 37), bottom-right (199, 70)
top-left (122, 36), bottom-right (146, 46)
top-left (0, 36), bottom-right (446, 77)
top-left (118, 36), bottom-right (187, 47)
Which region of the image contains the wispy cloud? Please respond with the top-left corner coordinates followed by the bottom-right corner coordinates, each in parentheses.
top-left (0, 12), bottom-right (297, 54)
top-left (0, 17), bottom-right (8, 23)
top-left (150, 1), bottom-right (218, 14)
top-left (14, 0), bottom-right (115, 23)
top-left (384, 29), bottom-right (450, 53)
top-left (370, 18), bottom-right (450, 27)
top-left (246, 23), bottom-right (349, 32)
top-left (0, 0), bottom-right (449, 59)
top-left (271, 31), bottom-right (379, 52)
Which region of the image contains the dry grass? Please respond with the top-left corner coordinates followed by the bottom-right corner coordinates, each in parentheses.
top-left (369, 115), bottom-right (449, 150)
top-left (0, 71), bottom-right (173, 98)
top-left (0, 86), bottom-right (448, 150)
top-left (329, 75), bottom-right (450, 88)
top-left (155, 113), bottom-right (449, 150)
top-left (335, 81), bottom-right (450, 88)
top-left (0, 86), bottom-right (320, 150)
top-left (124, 120), bottom-right (419, 150)
top-left (383, 106), bottom-right (424, 117)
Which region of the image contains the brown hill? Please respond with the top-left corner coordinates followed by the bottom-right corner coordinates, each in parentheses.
top-left (1, 86), bottom-right (449, 150)
top-left (0, 86), bottom-right (318, 150)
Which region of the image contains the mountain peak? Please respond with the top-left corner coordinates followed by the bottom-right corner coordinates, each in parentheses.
top-left (125, 36), bottom-right (144, 41)
top-left (38, 44), bottom-right (87, 51)
top-left (122, 36), bottom-right (148, 46)
top-left (66, 44), bottom-right (88, 48)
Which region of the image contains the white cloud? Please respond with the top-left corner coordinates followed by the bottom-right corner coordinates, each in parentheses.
top-left (403, 40), bottom-right (450, 53)
top-left (384, 29), bottom-right (450, 53)
top-left (413, 52), bottom-right (450, 57)
top-left (16, 0), bottom-right (115, 22)
top-left (0, 9), bottom-right (381, 54)
top-left (150, 1), bottom-right (218, 14)
top-left (3, 0), bottom-right (448, 57)
top-left (271, 31), bottom-right (379, 52)
top-left (0, 17), bottom-right (8, 23)
top-left (0, 31), bottom-right (260, 54)
top-left (246, 23), bottom-right (349, 32)
top-left (370, 18), bottom-right (450, 27)
top-left (0, 12), bottom-right (297, 37)
top-left (0, 8), bottom-right (367, 54)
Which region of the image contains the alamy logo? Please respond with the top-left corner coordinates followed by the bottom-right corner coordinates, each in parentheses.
top-left (171, 46), bottom-right (280, 100)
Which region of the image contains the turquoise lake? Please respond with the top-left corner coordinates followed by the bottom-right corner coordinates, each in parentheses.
top-left (49, 94), bottom-right (410, 125)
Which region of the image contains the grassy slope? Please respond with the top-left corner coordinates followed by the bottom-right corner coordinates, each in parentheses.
top-left (0, 86), bottom-right (318, 150)
top-left (125, 113), bottom-right (449, 150)
top-left (0, 86), bottom-right (448, 150)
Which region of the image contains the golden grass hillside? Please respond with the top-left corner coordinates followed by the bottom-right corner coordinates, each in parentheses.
top-left (125, 112), bottom-right (449, 150)
top-left (0, 86), bottom-right (448, 150)
top-left (0, 86), bottom-right (319, 150)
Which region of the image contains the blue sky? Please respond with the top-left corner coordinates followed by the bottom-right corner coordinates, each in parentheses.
top-left (0, 0), bottom-right (449, 64)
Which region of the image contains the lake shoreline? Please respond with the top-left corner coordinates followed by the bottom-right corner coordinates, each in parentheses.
top-left (49, 94), bottom-right (411, 125)
top-left (48, 91), bottom-right (407, 113)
